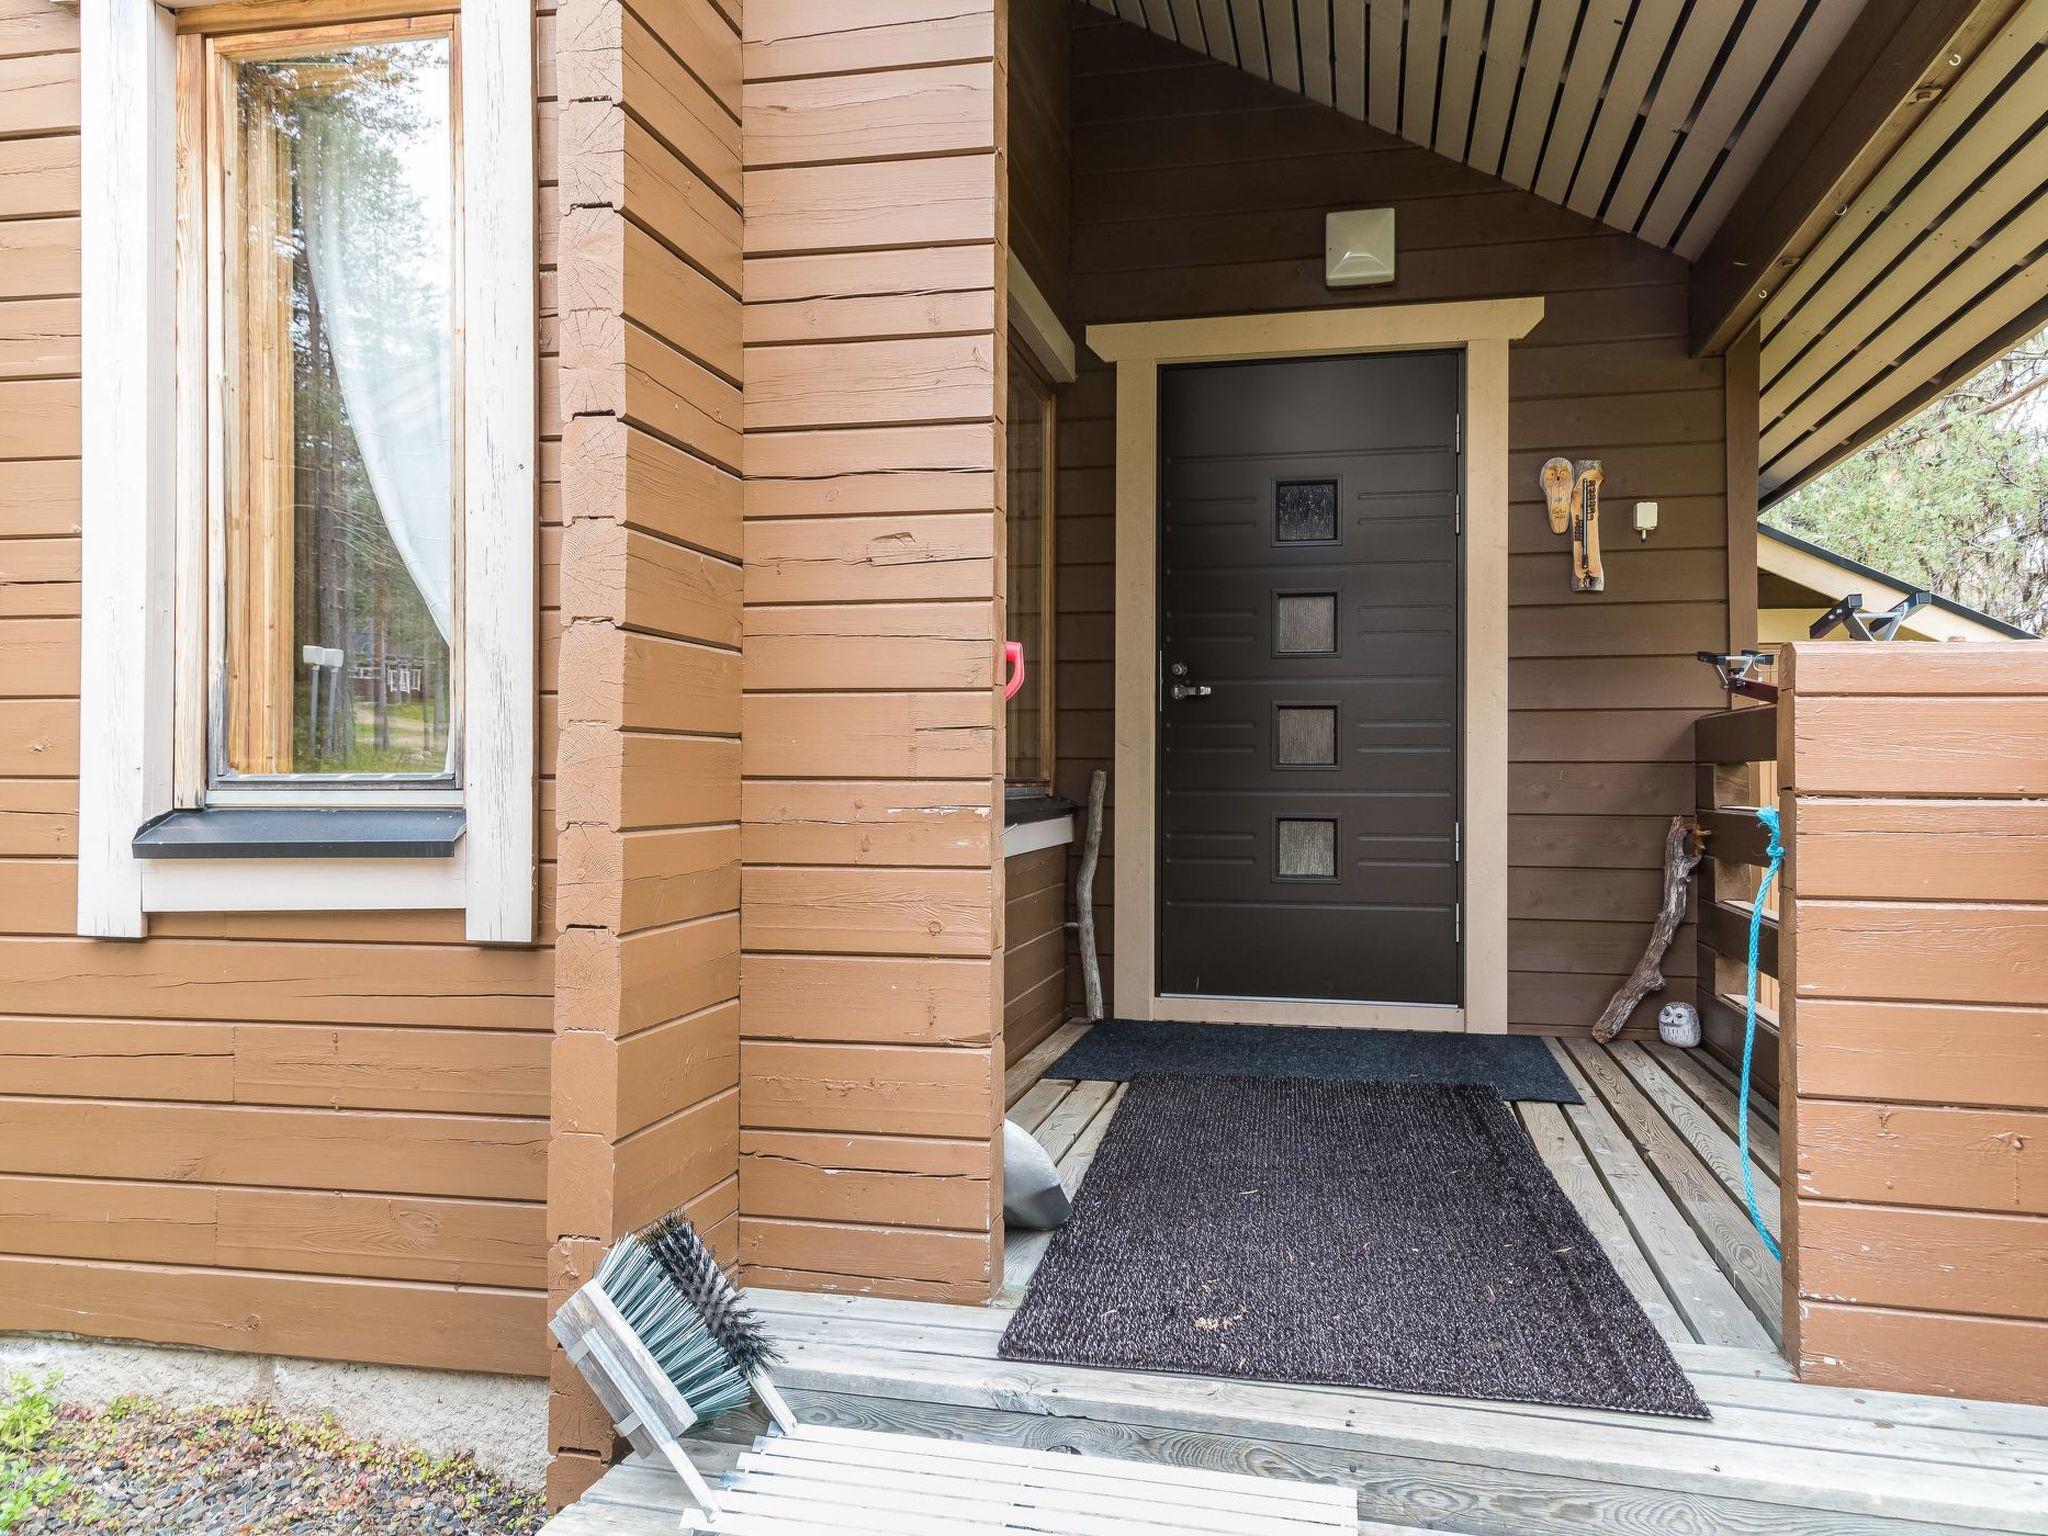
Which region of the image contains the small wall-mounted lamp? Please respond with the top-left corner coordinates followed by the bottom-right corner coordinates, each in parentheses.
top-left (1633, 501), bottom-right (1659, 542)
top-left (1325, 208), bottom-right (1396, 288)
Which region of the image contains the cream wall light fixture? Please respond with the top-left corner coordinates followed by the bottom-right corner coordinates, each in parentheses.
top-left (1325, 208), bottom-right (1396, 288)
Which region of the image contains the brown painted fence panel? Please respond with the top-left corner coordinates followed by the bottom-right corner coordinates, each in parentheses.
top-left (1779, 641), bottom-right (2048, 1405)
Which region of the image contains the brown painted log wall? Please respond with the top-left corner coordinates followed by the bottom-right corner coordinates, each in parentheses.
top-left (1779, 642), bottom-right (2048, 1405)
top-left (0, 0), bottom-right (557, 1382)
top-left (1054, 11), bottom-right (1730, 1034)
top-left (547, 0), bottom-right (745, 1500)
top-left (736, 0), bottom-right (1007, 1305)
top-left (1003, 842), bottom-right (1069, 1066)
top-left (1010, 0), bottom-right (1070, 314)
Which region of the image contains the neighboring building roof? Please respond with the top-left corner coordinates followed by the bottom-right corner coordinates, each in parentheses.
top-left (1758, 523), bottom-right (2036, 642)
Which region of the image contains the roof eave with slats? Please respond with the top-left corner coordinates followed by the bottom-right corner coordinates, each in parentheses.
top-left (1085, 0), bottom-right (1866, 260)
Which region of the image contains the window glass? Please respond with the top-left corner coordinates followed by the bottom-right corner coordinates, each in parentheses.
top-left (1005, 342), bottom-right (1055, 785)
top-left (1276, 479), bottom-right (1338, 542)
top-left (220, 35), bottom-right (456, 779)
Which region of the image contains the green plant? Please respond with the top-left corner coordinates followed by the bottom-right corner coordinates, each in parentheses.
top-left (0, 1375), bottom-right (71, 1532)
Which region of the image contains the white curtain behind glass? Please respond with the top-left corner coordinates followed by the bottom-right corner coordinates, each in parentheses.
top-left (298, 89), bottom-right (455, 645)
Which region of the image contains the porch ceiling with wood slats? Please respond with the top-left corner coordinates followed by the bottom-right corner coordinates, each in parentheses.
top-left (1084, 0), bottom-right (1867, 259)
top-left (1758, 0), bottom-right (2048, 497)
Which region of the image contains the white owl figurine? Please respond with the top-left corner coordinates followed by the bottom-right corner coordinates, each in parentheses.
top-left (1657, 1001), bottom-right (1702, 1048)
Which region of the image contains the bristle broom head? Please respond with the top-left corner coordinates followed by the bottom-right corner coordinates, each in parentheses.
top-left (591, 1213), bottom-right (769, 1423)
top-left (641, 1211), bottom-right (779, 1374)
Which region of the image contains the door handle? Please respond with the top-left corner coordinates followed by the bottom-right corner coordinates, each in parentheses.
top-left (1169, 681), bottom-right (1213, 701)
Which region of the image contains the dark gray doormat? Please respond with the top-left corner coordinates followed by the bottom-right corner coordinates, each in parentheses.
top-left (1046, 1020), bottom-right (1579, 1103)
top-left (999, 1075), bottom-right (1707, 1419)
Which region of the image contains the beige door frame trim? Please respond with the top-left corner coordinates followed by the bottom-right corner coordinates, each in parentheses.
top-left (1090, 298), bottom-right (1543, 1034)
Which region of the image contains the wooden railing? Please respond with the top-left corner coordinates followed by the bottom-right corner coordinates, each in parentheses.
top-left (1691, 702), bottom-right (1780, 1100)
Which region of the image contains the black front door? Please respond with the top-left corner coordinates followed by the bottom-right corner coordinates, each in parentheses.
top-left (1156, 351), bottom-right (1462, 1004)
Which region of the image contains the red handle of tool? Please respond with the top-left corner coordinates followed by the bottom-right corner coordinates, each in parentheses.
top-left (1003, 641), bottom-right (1026, 701)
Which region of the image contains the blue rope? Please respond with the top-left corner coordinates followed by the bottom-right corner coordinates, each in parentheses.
top-left (1741, 805), bottom-right (1784, 1261)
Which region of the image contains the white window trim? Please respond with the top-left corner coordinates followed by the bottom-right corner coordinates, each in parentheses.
top-left (76, 0), bottom-right (536, 942)
top-left (1002, 813), bottom-right (1076, 860)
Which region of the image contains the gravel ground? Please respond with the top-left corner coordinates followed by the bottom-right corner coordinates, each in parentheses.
top-left (12, 1394), bottom-right (545, 1535)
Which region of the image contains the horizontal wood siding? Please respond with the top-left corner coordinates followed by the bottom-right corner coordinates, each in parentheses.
top-left (1003, 843), bottom-right (1069, 1066)
top-left (738, 0), bottom-right (1005, 1306)
top-left (1009, 0), bottom-right (1070, 312)
top-left (550, 0), bottom-right (744, 1502)
top-left (1779, 642), bottom-right (2048, 1405)
top-left (0, 0), bottom-right (554, 1381)
top-left (1058, 11), bottom-right (1726, 1034)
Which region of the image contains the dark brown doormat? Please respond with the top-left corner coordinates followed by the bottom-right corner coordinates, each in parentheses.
top-left (999, 1075), bottom-right (1708, 1419)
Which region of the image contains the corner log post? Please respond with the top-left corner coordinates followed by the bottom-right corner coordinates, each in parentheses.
top-left (1593, 815), bottom-right (1705, 1043)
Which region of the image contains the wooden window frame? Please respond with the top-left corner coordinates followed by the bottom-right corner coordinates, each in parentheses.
top-left (189, 15), bottom-right (465, 795)
top-left (1005, 335), bottom-right (1059, 790)
top-left (76, 0), bottom-right (534, 940)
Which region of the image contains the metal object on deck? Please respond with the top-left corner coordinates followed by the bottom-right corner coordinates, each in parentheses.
top-left (1002, 1118), bottom-right (1071, 1231)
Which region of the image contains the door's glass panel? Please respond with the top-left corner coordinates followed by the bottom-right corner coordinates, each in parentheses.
top-left (1275, 479), bottom-right (1338, 542)
top-left (221, 36), bottom-right (456, 778)
top-left (1275, 592), bottom-right (1337, 654)
top-left (1276, 705), bottom-right (1337, 765)
top-left (1277, 817), bottom-right (1336, 879)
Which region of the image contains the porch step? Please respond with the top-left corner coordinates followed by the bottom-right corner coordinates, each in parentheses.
top-left (735, 1292), bottom-right (2048, 1536)
top-left (544, 1456), bottom-right (1493, 1535)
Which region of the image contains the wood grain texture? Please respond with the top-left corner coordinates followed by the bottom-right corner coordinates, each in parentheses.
top-left (1778, 641), bottom-right (2048, 1405)
top-left (0, 1254), bottom-right (546, 1376)
top-left (1058, 17), bottom-right (1725, 1026)
top-left (548, 0), bottom-right (746, 1464)
top-left (737, 0), bottom-right (1005, 1304)
top-left (1003, 843), bottom-right (1070, 1066)
top-left (1797, 1203), bottom-right (2048, 1320)
top-left (0, 0), bottom-right (563, 1373)
top-left (1795, 1302), bottom-right (2048, 1407)
top-left (1793, 1099), bottom-right (2048, 1216)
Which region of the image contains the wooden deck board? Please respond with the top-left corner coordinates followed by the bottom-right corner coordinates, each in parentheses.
top-left (1562, 1037), bottom-right (1782, 1341)
top-left (997, 1025), bottom-right (1782, 1349)
top-left (552, 1031), bottom-right (2048, 1534)
top-left (1685, 1040), bottom-right (1781, 1130)
top-left (1515, 1098), bottom-right (1688, 1345)
top-left (1006, 1021), bottom-right (1089, 1107)
top-left (553, 1289), bottom-right (2048, 1534)
top-left (747, 1298), bottom-right (2048, 1474)
top-left (612, 1290), bottom-right (2048, 1535)
top-left (1611, 1040), bottom-right (1781, 1207)
top-left (1652, 1039), bottom-right (1783, 1176)
top-left (1545, 1041), bottom-right (1773, 1348)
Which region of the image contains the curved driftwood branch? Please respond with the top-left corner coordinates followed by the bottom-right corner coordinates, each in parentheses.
top-left (1075, 769), bottom-right (1107, 1022)
top-left (1593, 815), bottom-right (1705, 1043)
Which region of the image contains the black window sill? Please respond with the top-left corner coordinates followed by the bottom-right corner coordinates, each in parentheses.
top-left (1004, 788), bottom-right (1080, 827)
top-left (133, 807), bottom-right (466, 860)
